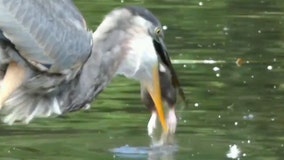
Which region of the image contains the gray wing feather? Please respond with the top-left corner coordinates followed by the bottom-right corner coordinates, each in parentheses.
top-left (0, 0), bottom-right (92, 73)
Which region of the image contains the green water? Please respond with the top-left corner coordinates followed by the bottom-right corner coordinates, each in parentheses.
top-left (1, 0), bottom-right (284, 159)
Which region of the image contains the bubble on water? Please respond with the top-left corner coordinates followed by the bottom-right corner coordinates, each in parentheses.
top-left (267, 65), bottom-right (273, 70)
top-left (243, 81), bottom-right (247, 84)
top-left (199, 1), bottom-right (203, 6)
top-left (121, 0), bottom-right (124, 3)
top-left (183, 64), bottom-right (187, 68)
top-left (281, 144), bottom-right (284, 147)
top-left (216, 73), bottom-right (220, 77)
top-left (247, 140), bottom-right (251, 144)
top-left (234, 122), bottom-right (238, 126)
top-left (251, 75), bottom-right (254, 79)
top-left (273, 58), bottom-right (277, 62)
top-left (242, 153), bottom-right (247, 157)
top-left (218, 115), bottom-right (221, 119)
top-left (226, 144), bottom-right (241, 159)
top-left (213, 66), bottom-right (220, 71)
top-left (258, 30), bottom-right (262, 33)
top-left (271, 117), bottom-right (275, 121)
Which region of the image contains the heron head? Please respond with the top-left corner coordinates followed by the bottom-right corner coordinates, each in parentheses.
top-left (97, 6), bottom-right (181, 133)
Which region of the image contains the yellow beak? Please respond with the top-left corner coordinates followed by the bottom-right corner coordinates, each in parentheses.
top-left (146, 64), bottom-right (168, 133)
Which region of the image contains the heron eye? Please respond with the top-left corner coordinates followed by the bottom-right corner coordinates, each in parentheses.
top-left (155, 27), bottom-right (161, 35)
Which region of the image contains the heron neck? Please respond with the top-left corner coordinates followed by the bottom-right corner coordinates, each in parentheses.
top-left (67, 34), bottom-right (126, 111)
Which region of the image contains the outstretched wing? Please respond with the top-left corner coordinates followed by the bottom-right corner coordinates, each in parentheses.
top-left (0, 0), bottom-right (92, 74)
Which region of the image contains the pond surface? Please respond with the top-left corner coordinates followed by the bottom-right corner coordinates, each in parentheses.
top-left (0, 0), bottom-right (284, 159)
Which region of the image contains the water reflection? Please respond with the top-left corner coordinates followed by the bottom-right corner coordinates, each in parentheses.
top-left (111, 144), bottom-right (178, 160)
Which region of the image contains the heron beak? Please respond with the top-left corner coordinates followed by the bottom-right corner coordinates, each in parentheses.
top-left (145, 64), bottom-right (169, 133)
top-left (154, 38), bottom-right (187, 105)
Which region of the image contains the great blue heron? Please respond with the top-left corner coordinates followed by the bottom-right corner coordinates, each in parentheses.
top-left (0, 0), bottom-right (184, 135)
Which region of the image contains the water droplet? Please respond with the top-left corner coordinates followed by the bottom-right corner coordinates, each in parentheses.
top-left (247, 140), bottom-right (251, 144)
top-left (226, 144), bottom-right (241, 159)
top-left (199, 2), bottom-right (203, 6)
top-left (281, 144), bottom-right (284, 147)
top-left (183, 120), bottom-right (187, 123)
top-left (194, 103), bottom-right (199, 107)
top-left (273, 85), bottom-right (277, 89)
top-left (242, 153), bottom-right (247, 157)
top-left (227, 104), bottom-right (234, 109)
top-left (267, 65), bottom-right (273, 70)
top-left (243, 114), bottom-right (254, 120)
top-left (120, 0), bottom-right (124, 3)
top-left (213, 66), bottom-right (220, 71)
top-left (218, 115), bottom-right (221, 118)
top-left (243, 81), bottom-right (247, 84)
top-left (183, 64), bottom-right (187, 68)
top-left (162, 25), bottom-right (168, 30)
top-left (273, 58), bottom-right (277, 62)
top-left (223, 27), bottom-right (229, 31)
top-left (234, 122), bottom-right (238, 126)
top-left (216, 73), bottom-right (220, 77)
top-left (251, 75), bottom-right (254, 78)
top-left (258, 30), bottom-right (262, 33)
top-left (271, 117), bottom-right (275, 121)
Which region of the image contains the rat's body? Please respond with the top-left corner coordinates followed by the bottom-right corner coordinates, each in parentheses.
top-left (141, 63), bottom-right (177, 136)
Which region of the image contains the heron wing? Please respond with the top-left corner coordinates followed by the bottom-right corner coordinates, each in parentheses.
top-left (0, 0), bottom-right (92, 73)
